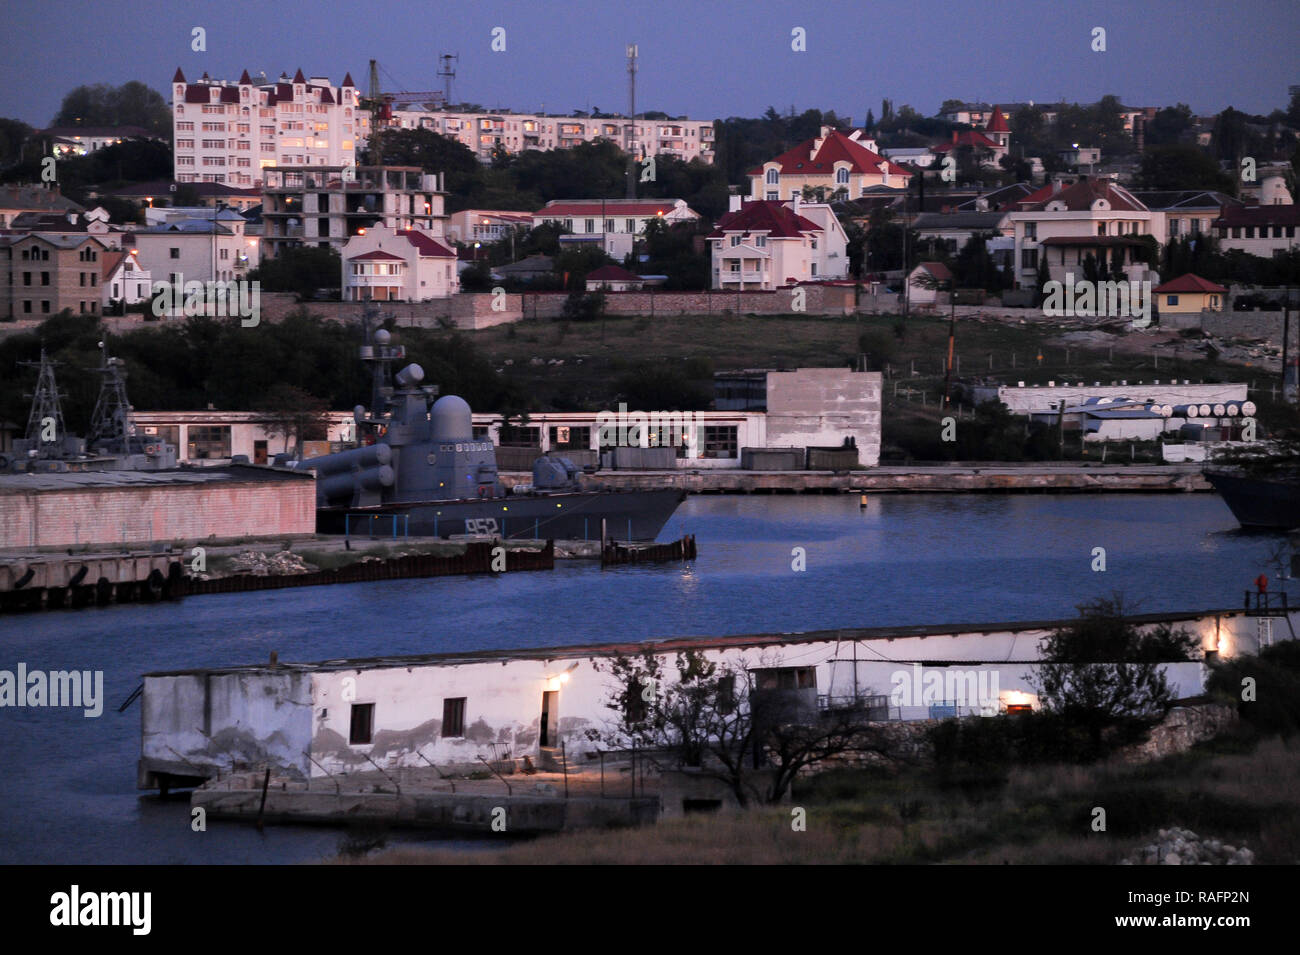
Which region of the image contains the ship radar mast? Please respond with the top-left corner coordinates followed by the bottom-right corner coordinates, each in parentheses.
top-left (88, 339), bottom-right (136, 455)
top-left (19, 347), bottom-right (67, 457)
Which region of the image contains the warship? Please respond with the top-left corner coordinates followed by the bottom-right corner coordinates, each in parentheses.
top-left (292, 317), bottom-right (684, 541)
top-left (0, 342), bottom-right (178, 474)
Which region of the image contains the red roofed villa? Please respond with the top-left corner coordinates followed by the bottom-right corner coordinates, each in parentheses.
top-left (1152, 273), bottom-right (1227, 313)
top-left (341, 224), bottom-right (458, 301)
top-left (749, 126), bottom-right (912, 201)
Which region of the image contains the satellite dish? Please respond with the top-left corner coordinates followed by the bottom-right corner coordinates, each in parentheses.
top-left (374, 329), bottom-right (391, 345)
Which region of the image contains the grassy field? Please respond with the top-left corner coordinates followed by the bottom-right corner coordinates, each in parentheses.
top-left (345, 732), bottom-right (1299, 865)
top-left (399, 311), bottom-right (1287, 459)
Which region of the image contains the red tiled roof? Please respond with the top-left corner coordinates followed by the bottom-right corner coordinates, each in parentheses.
top-left (1013, 177), bottom-right (1146, 213)
top-left (537, 201), bottom-right (679, 217)
top-left (914, 261), bottom-right (952, 281)
top-left (708, 200), bottom-right (822, 239)
top-left (1153, 273), bottom-right (1227, 294)
top-left (293, 68), bottom-right (306, 84)
top-left (101, 250), bottom-right (125, 280)
top-left (184, 86), bottom-right (210, 104)
top-left (219, 87), bottom-right (240, 104)
top-left (586, 264), bottom-right (642, 281)
top-left (397, 230), bottom-right (455, 257)
top-left (239, 70), bottom-right (252, 85)
top-left (342, 72), bottom-right (355, 87)
top-left (985, 107), bottom-right (1009, 133)
top-left (747, 128), bottom-right (911, 180)
top-left (1214, 204), bottom-right (1300, 227)
top-left (348, 250), bottom-right (406, 261)
top-left (933, 130), bottom-right (1002, 153)
top-left (173, 68), bottom-right (185, 83)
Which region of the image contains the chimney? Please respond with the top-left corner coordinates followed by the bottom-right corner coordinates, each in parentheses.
top-left (729, 194), bottom-right (743, 213)
top-left (952, 131), bottom-right (959, 144)
top-left (66, 212), bottom-right (77, 224)
top-left (792, 193), bottom-right (801, 214)
top-left (1052, 178), bottom-right (1062, 195)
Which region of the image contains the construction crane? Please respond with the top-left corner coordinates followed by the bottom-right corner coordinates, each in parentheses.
top-left (360, 59), bottom-right (448, 130)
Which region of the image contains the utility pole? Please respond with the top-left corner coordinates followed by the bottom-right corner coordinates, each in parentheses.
top-left (625, 44), bottom-right (638, 200)
top-left (1284, 285), bottom-right (1295, 404)
top-left (943, 285), bottom-right (956, 408)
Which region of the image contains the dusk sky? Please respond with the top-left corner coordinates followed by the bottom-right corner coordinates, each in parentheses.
top-left (3, 0), bottom-right (1297, 127)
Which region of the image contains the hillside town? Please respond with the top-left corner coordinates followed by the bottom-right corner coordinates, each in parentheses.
top-left (0, 11), bottom-right (1297, 904)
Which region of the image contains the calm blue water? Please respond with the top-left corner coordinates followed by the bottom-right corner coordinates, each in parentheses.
top-left (0, 493), bottom-right (1289, 863)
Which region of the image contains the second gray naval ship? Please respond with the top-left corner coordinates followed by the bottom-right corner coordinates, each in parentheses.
top-left (295, 323), bottom-right (684, 541)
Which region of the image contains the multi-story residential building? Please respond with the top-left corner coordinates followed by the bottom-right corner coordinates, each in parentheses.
top-left (1006, 176), bottom-right (1156, 289)
top-left (171, 68), bottom-right (368, 188)
top-left (446, 209), bottom-right (534, 245)
top-left (261, 166), bottom-right (449, 258)
top-left (748, 127), bottom-right (911, 202)
top-left (0, 232), bottom-right (110, 319)
top-left (126, 208), bottom-right (259, 285)
top-left (1212, 204), bottom-right (1300, 257)
top-left (709, 197), bottom-right (847, 289)
top-left (1130, 190), bottom-right (1240, 246)
top-left (532, 198), bottom-right (700, 260)
top-left (340, 224), bottom-right (458, 301)
top-left (388, 108), bottom-right (715, 164)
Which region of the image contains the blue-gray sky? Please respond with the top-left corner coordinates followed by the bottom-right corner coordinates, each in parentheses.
top-left (3, 0), bottom-right (1296, 127)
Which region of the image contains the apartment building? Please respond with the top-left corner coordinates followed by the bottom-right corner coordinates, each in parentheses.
top-left (171, 68), bottom-right (369, 188)
top-left (389, 108), bottom-right (715, 164)
top-left (0, 232), bottom-right (110, 319)
top-left (261, 166), bottom-right (449, 258)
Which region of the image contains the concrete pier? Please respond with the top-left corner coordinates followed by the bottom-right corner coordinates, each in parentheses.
top-left (503, 464), bottom-right (1210, 495)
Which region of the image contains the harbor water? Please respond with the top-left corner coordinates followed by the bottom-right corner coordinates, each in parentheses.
top-left (0, 493), bottom-right (1290, 863)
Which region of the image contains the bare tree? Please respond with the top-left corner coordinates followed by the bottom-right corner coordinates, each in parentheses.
top-left (592, 649), bottom-right (895, 806)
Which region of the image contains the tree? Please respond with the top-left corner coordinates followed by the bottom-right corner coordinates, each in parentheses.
top-left (1145, 104), bottom-right (1194, 148)
top-left (591, 650), bottom-right (894, 806)
top-left (0, 118), bottom-right (33, 169)
top-left (51, 82), bottom-right (171, 137)
top-left (249, 246), bottom-right (341, 298)
top-left (254, 383), bottom-right (331, 457)
top-left (1137, 144), bottom-right (1234, 192)
top-left (1030, 595), bottom-right (1199, 759)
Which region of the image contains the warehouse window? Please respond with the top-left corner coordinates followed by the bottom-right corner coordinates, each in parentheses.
top-left (549, 425), bottom-right (590, 450)
top-left (442, 698), bottom-right (466, 738)
top-left (702, 425), bottom-right (738, 459)
top-left (498, 425), bottom-right (540, 447)
top-left (349, 703), bottom-right (374, 744)
top-left (187, 425), bottom-right (231, 459)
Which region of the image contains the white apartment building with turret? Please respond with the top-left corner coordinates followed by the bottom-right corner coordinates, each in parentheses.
top-left (171, 68), bottom-right (369, 188)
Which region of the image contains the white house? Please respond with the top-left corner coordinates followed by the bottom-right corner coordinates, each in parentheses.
top-left (907, 262), bottom-right (953, 305)
top-left (341, 223), bottom-right (458, 301)
top-left (710, 197), bottom-right (847, 289)
top-left (127, 209), bottom-right (259, 285)
top-left (1212, 205), bottom-right (1300, 258)
top-left (101, 249), bottom-right (152, 307)
top-left (1006, 176), bottom-right (1156, 289)
top-left (532, 198), bottom-right (700, 261)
